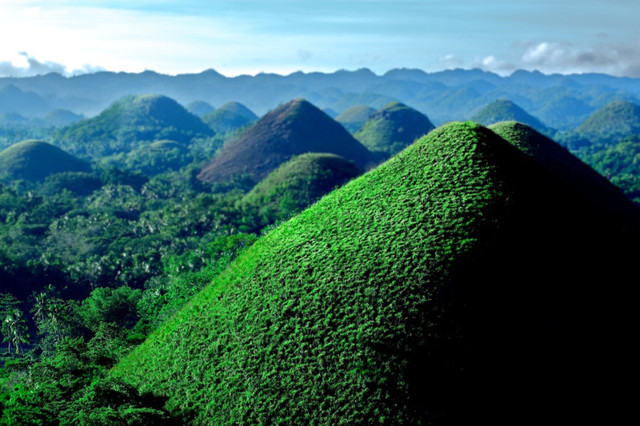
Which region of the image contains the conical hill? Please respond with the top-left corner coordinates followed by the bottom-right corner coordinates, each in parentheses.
top-left (241, 153), bottom-right (362, 227)
top-left (202, 101), bottom-right (258, 134)
top-left (471, 99), bottom-right (548, 133)
top-left (354, 101), bottom-right (435, 155)
top-left (0, 140), bottom-right (91, 182)
top-left (197, 99), bottom-right (373, 184)
top-left (335, 105), bottom-right (376, 133)
top-left (115, 122), bottom-right (639, 424)
top-left (575, 100), bottom-right (640, 144)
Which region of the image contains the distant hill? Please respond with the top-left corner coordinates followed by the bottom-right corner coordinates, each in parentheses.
top-left (58, 94), bottom-right (214, 157)
top-left (0, 84), bottom-right (50, 117)
top-left (354, 101), bottom-right (434, 155)
top-left (241, 153), bottom-right (362, 226)
top-left (0, 140), bottom-right (91, 181)
top-left (575, 100), bottom-right (640, 145)
top-left (186, 101), bottom-right (215, 117)
top-left (197, 98), bottom-right (373, 185)
top-left (335, 105), bottom-right (375, 133)
top-left (43, 109), bottom-right (84, 127)
top-left (115, 121), bottom-right (639, 424)
top-left (471, 99), bottom-right (549, 133)
top-left (201, 101), bottom-right (258, 134)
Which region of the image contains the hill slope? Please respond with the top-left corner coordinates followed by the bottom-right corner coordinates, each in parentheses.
top-left (354, 101), bottom-right (435, 155)
top-left (335, 105), bottom-right (375, 133)
top-left (201, 101), bottom-right (258, 134)
top-left (115, 121), bottom-right (639, 424)
top-left (0, 140), bottom-right (91, 181)
top-left (197, 99), bottom-right (372, 184)
top-left (58, 94), bottom-right (214, 157)
top-left (241, 153), bottom-right (362, 226)
top-left (575, 100), bottom-right (640, 144)
top-left (471, 99), bottom-right (548, 132)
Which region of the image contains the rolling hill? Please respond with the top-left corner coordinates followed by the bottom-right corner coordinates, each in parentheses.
top-left (201, 101), bottom-right (258, 134)
top-left (115, 121), bottom-right (639, 424)
top-left (186, 101), bottom-right (215, 117)
top-left (197, 98), bottom-right (373, 185)
top-left (354, 101), bottom-right (435, 155)
top-left (240, 153), bottom-right (362, 227)
top-left (0, 140), bottom-right (91, 181)
top-left (335, 105), bottom-right (375, 133)
top-left (58, 94), bottom-right (214, 157)
top-left (575, 100), bottom-right (640, 144)
top-left (471, 99), bottom-right (549, 133)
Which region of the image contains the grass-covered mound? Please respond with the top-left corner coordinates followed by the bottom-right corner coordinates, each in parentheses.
top-left (186, 101), bottom-right (215, 117)
top-left (335, 105), bottom-right (375, 133)
top-left (240, 153), bottom-right (361, 226)
top-left (114, 122), bottom-right (639, 424)
top-left (354, 101), bottom-right (434, 155)
top-left (197, 99), bottom-right (372, 185)
top-left (58, 94), bottom-right (214, 157)
top-left (0, 140), bottom-right (91, 182)
top-left (576, 100), bottom-right (640, 145)
top-left (471, 99), bottom-right (548, 133)
top-left (201, 101), bottom-right (258, 134)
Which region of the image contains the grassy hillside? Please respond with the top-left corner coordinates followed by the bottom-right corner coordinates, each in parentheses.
top-left (471, 99), bottom-right (548, 133)
top-left (575, 100), bottom-right (640, 144)
top-left (115, 121), bottom-right (639, 424)
top-left (241, 153), bottom-right (361, 227)
top-left (354, 101), bottom-right (434, 155)
top-left (335, 105), bottom-right (375, 133)
top-left (58, 94), bottom-right (214, 157)
top-left (197, 99), bottom-right (373, 185)
top-left (0, 140), bottom-right (91, 182)
top-left (202, 101), bottom-right (258, 134)
top-left (186, 101), bottom-right (215, 117)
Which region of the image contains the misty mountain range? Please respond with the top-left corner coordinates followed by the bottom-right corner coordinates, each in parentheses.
top-left (2, 68), bottom-right (640, 130)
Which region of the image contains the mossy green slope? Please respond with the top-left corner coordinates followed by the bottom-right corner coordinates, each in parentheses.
top-left (354, 101), bottom-right (435, 155)
top-left (335, 105), bottom-right (375, 133)
top-left (576, 100), bottom-right (640, 144)
top-left (0, 140), bottom-right (91, 182)
top-left (197, 99), bottom-right (372, 185)
top-left (58, 94), bottom-right (214, 156)
top-left (201, 101), bottom-right (258, 134)
top-left (241, 153), bottom-right (362, 224)
top-left (115, 122), bottom-right (639, 424)
top-left (471, 99), bottom-right (548, 132)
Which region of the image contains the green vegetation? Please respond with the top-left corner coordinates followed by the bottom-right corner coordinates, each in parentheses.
top-left (202, 102), bottom-right (258, 134)
top-left (575, 100), bottom-right (640, 145)
top-left (197, 98), bottom-right (373, 185)
top-left (115, 121), bottom-right (639, 424)
top-left (471, 99), bottom-right (549, 133)
top-left (186, 101), bottom-right (215, 118)
top-left (0, 140), bottom-right (91, 182)
top-left (240, 153), bottom-right (361, 228)
top-left (354, 101), bottom-right (434, 155)
top-left (335, 105), bottom-right (375, 133)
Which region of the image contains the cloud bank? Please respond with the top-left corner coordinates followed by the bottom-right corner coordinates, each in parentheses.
top-left (0, 52), bottom-right (104, 78)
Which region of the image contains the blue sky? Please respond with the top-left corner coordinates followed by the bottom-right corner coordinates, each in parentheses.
top-left (1, 0), bottom-right (639, 77)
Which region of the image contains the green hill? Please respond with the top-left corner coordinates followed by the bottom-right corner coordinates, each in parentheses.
top-left (115, 121), bottom-right (639, 424)
top-left (197, 99), bottom-right (373, 185)
top-left (335, 105), bottom-right (375, 133)
top-left (241, 153), bottom-right (361, 226)
top-left (354, 101), bottom-right (435, 155)
top-left (0, 140), bottom-right (91, 182)
top-left (471, 99), bottom-right (549, 133)
top-left (186, 101), bottom-right (215, 117)
top-left (201, 101), bottom-right (258, 134)
top-left (575, 100), bottom-right (640, 144)
top-left (58, 94), bottom-right (214, 157)
top-left (43, 109), bottom-right (84, 127)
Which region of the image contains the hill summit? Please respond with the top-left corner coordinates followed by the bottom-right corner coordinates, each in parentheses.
top-left (471, 99), bottom-right (548, 133)
top-left (354, 101), bottom-right (435, 155)
top-left (576, 100), bottom-right (640, 144)
top-left (115, 121), bottom-right (639, 424)
top-left (202, 101), bottom-right (258, 134)
top-left (0, 140), bottom-right (91, 182)
top-left (58, 94), bottom-right (214, 157)
top-left (197, 98), bottom-right (372, 184)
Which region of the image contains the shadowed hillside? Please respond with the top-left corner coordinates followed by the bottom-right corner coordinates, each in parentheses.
top-left (0, 140), bottom-right (91, 182)
top-left (354, 101), bottom-right (435, 155)
top-left (115, 121), bottom-right (639, 425)
top-left (197, 99), bottom-right (373, 185)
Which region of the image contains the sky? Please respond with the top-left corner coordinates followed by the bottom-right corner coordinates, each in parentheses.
top-left (0, 0), bottom-right (639, 78)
